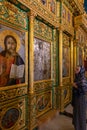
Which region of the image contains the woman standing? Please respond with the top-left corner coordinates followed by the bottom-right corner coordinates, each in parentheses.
top-left (72, 65), bottom-right (87, 130)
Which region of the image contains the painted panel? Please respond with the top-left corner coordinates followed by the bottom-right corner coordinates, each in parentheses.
top-left (49, 0), bottom-right (55, 13)
top-left (0, 97), bottom-right (27, 130)
top-left (0, 24), bottom-right (25, 87)
top-left (34, 38), bottom-right (51, 81)
top-left (62, 6), bottom-right (66, 19)
top-left (1, 108), bottom-right (20, 129)
top-left (62, 4), bottom-right (72, 25)
top-left (63, 47), bottom-right (70, 77)
top-left (64, 86), bottom-right (71, 106)
top-left (63, 34), bottom-right (70, 77)
top-left (36, 91), bottom-right (52, 117)
top-left (67, 11), bottom-right (71, 23)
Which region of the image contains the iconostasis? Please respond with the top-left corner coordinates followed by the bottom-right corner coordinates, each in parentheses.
top-left (0, 1), bottom-right (28, 130)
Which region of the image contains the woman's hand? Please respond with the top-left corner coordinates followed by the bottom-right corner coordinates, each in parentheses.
top-left (72, 82), bottom-right (78, 88)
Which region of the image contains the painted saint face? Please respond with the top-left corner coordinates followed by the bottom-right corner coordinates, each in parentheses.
top-left (6, 37), bottom-right (17, 54)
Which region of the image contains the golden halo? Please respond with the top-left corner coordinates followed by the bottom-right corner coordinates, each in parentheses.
top-left (0, 30), bottom-right (20, 51)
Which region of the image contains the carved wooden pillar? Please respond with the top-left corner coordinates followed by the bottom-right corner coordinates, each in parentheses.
top-left (77, 46), bottom-right (79, 65)
top-left (82, 47), bottom-right (84, 66)
top-left (59, 29), bottom-right (63, 86)
top-left (74, 26), bottom-right (78, 68)
top-left (56, 1), bottom-right (60, 17)
top-left (28, 11), bottom-right (36, 93)
top-left (28, 11), bottom-right (37, 130)
top-left (60, 0), bottom-right (63, 23)
top-left (73, 41), bottom-right (77, 74)
top-left (70, 37), bottom-right (74, 83)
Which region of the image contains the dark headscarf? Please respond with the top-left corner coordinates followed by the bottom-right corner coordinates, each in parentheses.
top-left (75, 66), bottom-right (86, 82)
top-left (80, 65), bottom-right (85, 74)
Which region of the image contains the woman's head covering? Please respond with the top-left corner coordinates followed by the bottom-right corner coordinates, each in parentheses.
top-left (79, 65), bottom-right (85, 75)
top-left (75, 65), bottom-right (85, 81)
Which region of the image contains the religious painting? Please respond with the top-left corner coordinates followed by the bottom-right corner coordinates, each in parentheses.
top-left (36, 91), bottom-right (52, 117)
top-left (63, 33), bottom-right (70, 77)
top-left (62, 6), bottom-right (66, 19)
top-left (41, 0), bottom-right (46, 5)
top-left (50, 0), bottom-right (55, 13)
top-left (0, 97), bottom-right (26, 130)
top-left (62, 47), bottom-right (70, 77)
top-left (67, 11), bottom-right (70, 23)
top-left (0, 24), bottom-right (25, 87)
top-left (37, 96), bottom-right (48, 111)
top-left (1, 108), bottom-right (20, 129)
top-left (34, 38), bottom-right (51, 81)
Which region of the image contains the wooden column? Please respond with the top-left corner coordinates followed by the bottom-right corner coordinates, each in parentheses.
top-left (59, 29), bottom-right (63, 86)
top-left (28, 11), bottom-right (37, 130)
top-left (70, 37), bottom-right (74, 83)
top-left (77, 46), bottom-right (79, 65)
top-left (73, 41), bottom-right (77, 73)
top-left (28, 11), bottom-right (36, 93)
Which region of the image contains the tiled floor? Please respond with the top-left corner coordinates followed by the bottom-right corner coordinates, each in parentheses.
top-left (38, 104), bottom-right (83, 130)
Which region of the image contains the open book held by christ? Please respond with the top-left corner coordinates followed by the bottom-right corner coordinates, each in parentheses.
top-left (10, 64), bottom-right (24, 79)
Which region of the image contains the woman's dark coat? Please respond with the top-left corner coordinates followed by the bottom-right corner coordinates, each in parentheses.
top-left (72, 66), bottom-right (87, 130)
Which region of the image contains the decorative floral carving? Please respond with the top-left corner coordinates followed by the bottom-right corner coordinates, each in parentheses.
top-left (34, 80), bottom-right (52, 91)
top-left (0, 1), bottom-right (28, 30)
top-left (30, 0), bottom-right (59, 27)
top-left (0, 86), bottom-right (27, 102)
top-left (34, 19), bottom-right (53, 41)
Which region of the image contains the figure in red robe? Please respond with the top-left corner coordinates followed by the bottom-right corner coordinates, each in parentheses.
top-left (0, 35), bottom-right (25, 87)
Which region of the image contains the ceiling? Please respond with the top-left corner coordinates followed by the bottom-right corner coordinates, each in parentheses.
top-left (84, 0), bottom-right (87, 12)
